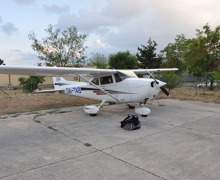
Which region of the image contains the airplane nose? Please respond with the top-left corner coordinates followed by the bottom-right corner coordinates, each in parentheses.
top-left (151, 80), bottom-right (170, 97)
top-left (150, 80), bottom-right (166, 88)
top-left (157, 80), bottom-right (166, 88)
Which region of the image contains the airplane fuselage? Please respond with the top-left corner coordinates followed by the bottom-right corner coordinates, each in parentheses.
top-left (60, 78), bottom-right (163, 103)
top-left (0, 66), bottom-right (177, 116)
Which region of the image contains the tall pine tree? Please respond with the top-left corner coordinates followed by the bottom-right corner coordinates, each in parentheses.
top-left (136, 38), bottom-right (162, 69)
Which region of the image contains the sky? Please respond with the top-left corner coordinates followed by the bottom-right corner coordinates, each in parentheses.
top-left (1, 0), bottom-right (220, 66)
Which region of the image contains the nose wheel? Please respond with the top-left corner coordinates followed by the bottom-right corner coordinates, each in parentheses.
top-left (135, 107), bottom-right (151, 117)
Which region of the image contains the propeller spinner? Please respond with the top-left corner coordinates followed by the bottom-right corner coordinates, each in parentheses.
top-left (148, 72), bottom-right (170, 97)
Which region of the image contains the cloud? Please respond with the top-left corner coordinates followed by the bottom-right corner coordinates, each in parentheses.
top-left (0, 16), bottom-right (2, 24)
top-left (1, 22), bottom-right (18, 36)
top-left (57, 0), bottom-right (149, 33)
top-left (5, 50), bottom-right (40, 66)
top-left (57, 10), bottom-right (119, 33)
top-left (103, 0), bottom-right (149, 20)
top-left (98, 0), bottom-right (220, 52)
top-left (14, 0), bottom-right (37, 5)
top-left (55, 0), bottom-right (151, 54)
top-left (53, 0), bottom-right (220, 55)
top-left (10, 49), bottom-right (22, 53)
top-left (153, 0), bottom-right (220, 35)
top-left (95, 39), bottom-right (111, 48)
top-left (44, 4), bottom-right (70, 14)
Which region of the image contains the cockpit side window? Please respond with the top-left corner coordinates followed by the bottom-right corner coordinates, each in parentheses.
top-left (114, 71), bottom-right (130, 82)
top-left (91, 78), bottom-right (99, 85)
top-left (100, 75), bottom-right (113, 85)
top-left (114, 73), bottom-right (122, 83)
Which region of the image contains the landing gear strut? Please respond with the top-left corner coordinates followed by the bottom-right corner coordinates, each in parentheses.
top-left (84, 100), bottom-right (106, 116)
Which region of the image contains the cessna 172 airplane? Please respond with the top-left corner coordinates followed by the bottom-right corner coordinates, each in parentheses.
top-left (0, 66), bottom-right (178, 117)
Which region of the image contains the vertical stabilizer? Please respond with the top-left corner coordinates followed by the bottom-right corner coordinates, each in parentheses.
top-left (52, 77), bottom-right (69, 89)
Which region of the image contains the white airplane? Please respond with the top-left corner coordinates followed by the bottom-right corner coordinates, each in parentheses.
top-left (0, 66), bottom-right (178, 117)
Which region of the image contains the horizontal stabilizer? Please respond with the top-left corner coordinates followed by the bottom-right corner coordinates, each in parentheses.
top-left (33, 89), bottom-right (64, 94)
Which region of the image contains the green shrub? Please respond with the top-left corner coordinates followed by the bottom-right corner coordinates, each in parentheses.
top-left (18, 76), bottom-right (45, 93)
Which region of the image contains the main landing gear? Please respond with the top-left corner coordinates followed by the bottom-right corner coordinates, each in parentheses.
top-left (84, 100), bottom-right (106, 116)
top-left (84, 101), bottom-right (151, 117)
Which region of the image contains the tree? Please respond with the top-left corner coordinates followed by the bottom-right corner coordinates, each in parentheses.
top-left (28, 24), bottom-right (87, 67)
top-left (18, 76), bottom-right (45, 93)
top-left (158, 72), bottom-right (184, 91)
top-left (161, 34), bottom-right (186, 74)
top-left (89, 53), bottom-right (108, 69)
top-left (108, 51), bottom-right (138, 69)
top-left (183, 24), bottom-right (220, 89)
top-left (214, 67), bottom-right (220, 87)
top-left (136, 38), bottom-right (162, 69)
top-left (164, 25), bottom-right (220, 78)
top-left (214, 67), bottom-right (220, 80)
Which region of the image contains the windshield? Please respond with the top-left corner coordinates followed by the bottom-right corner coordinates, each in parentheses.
top-left (114, 71), bottom-right (128, 82)
top-left (115, 70), bottom-right (137, 79)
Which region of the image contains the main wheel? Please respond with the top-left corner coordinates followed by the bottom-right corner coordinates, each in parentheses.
top-left (128, 104), bottom-right (135, 109)
top-left (141, 115), bottom-right (148, 117)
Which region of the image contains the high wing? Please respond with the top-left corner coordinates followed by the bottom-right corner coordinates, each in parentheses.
top-left (132, 68), bottom-right (178, 74)
top-left (0, 66), bottom-right (178, 77)
top-left (0, 66), bottom-right (116, 77)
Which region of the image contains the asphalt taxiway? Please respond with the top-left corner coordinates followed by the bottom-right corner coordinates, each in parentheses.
top-left (0, 99), bottom-right (220, 180)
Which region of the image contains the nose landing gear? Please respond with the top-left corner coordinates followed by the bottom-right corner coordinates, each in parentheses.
top-left (135, 106), bottom-right (151, 117)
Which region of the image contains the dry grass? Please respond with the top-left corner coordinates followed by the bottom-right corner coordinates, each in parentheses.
top-left (157, 87), bottom-right (220, 103)
top-left (0, 90), bottom-right (98, 115)
top-left (0, 87), bottom-right (219, 115)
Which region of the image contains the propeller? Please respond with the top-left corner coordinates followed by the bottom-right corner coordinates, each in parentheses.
top-left (148, 71), bottom-right (170, 97)
top-left (160, 86), bottom-right (170, 97)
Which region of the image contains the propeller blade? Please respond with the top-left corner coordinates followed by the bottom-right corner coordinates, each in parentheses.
top-left (160, 86), bottom-right (170, 97)
top-left (147, 70), bottom-right (170, 97)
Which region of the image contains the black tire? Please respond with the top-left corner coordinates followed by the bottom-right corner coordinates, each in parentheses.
top-left (89, 113), bottom-right (97, 116)
top-left (141, 115), bottom-right (148, 117)
top-left (128, 104), bottom-right (135, 109)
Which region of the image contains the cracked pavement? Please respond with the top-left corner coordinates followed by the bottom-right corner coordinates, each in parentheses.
top-left (0, 99), bottom-right (220, 180)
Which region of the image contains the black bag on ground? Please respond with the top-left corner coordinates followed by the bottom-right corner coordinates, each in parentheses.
top-left (120, 115), bottom-right (141, 130)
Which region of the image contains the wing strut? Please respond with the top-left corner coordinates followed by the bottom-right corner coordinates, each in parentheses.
top-left (76, 74), bottom-right (120, 102)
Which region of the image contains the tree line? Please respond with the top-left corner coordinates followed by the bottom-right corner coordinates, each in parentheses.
top-left (28, 23), bottom-right (220, 76)
top-left (3, 23), bottom-right (220, 92)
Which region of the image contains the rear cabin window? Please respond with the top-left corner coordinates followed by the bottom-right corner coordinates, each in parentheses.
top-left (100, 76), bottom-right (113, 85)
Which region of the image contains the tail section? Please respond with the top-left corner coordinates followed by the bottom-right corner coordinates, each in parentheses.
top-left (52, 77), bottom-right (71, 90)
top-left (52, 77), bottom-right (88, 94)
top-left (34, 77), bottom-right (70, 94)
top-left (34, 77), bottom-right (69, 93)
